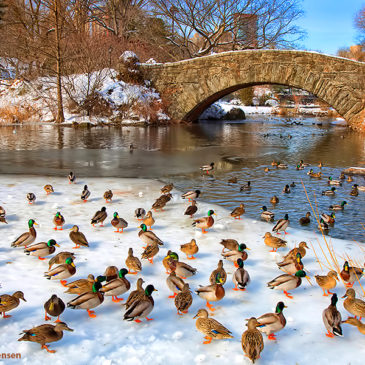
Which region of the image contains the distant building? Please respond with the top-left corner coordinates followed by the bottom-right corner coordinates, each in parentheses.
top-left (234, 14), bottom-right (258, 49)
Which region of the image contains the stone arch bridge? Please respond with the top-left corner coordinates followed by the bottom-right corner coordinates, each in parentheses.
top-left (140, 50), bottom-right (365, 130)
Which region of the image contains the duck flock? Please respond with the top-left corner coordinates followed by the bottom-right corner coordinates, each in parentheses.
top-left (0, 163), bottom-right (364, 364)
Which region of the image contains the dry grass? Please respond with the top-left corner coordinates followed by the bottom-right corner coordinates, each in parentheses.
top-left (0, 105), bottom-right (37, 124)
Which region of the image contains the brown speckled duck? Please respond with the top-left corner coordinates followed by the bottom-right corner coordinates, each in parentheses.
top-left (44, 294), bottom-right (65, 323)
top-left (174, 283), bottom-right (192, 315)
top-left (0, 291), bottom-right (26, 318)
top-left (241, 317), bottom-right (264, 363)
top-left (263, 232), bottom-right (286, 252)
top-left (180, 238), bottom-right (199, 260)
top-left (125, 248), bottom-right (142, 274)
top-left (209, 260), bottom-right (227, 285)
top-left (230, 203), bottom-right (245, 220)
top-left (342, 288), bottom-right (365, 319)
top-left (315, 270), bottom-right (338, 296)
top-left (69, 225), bottom-right (89, 249)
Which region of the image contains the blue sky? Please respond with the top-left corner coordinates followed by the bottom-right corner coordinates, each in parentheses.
top-left (296, 0), bottom-right (364, 55)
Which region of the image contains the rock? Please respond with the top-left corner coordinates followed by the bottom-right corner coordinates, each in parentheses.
top-left (118, 51), bottom-right (144, 84)
top-left (225, 107), bottom-right (246, 120)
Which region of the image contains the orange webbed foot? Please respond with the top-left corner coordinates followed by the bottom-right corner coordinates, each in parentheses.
top-left (42, 345), bottom-right (56, 353)
top-left (87, 310), bottom-right (96, 318)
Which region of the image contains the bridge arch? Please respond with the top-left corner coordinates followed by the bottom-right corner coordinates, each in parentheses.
top-left (141, 50), bottom-right (365, 130)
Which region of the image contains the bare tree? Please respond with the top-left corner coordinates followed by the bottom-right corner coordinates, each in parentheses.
top-left (150, 0), bottom-right (306, 58)
top-left (355, 5), bottom-right (365, 44)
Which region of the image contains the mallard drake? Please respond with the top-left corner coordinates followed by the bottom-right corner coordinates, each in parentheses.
top-left (228, 177), bottom-right (238, 183)
top-left (342, 288), bottom-right (365, 319)
top-left (347, 175), bottom-right (354, 182)
top-left (350, 184), bottom-right (359, 196)
top-left (67, 282), bottom-right (104, 318)
top-left (329, 201), bottom-right (347, 211)
top-left (124, 278), bottom-right (145, 310)
top-left (11, 219), bottom-right (37, 248)
top-left (263, 232), bottom-right (286, 252)
top-left (232, 258), bottom-right (250, 291)
top-left (257, 302), bottom-right (287, 340)
top-left (321, 212), bottom-right (336, 225)
top-left (162, 250), bottom-right (175, 274)
top-left (44, 294), bottom-right (65, 322)
top-left (18, 322), bottom-right (73, 353)
top-left (290, 182), bottom-right (296, 188)
top-left (184, 200), bottom-right (198, 218)
top-left (221, 243), bottom-right (249, 264)
top-left (271, 160), bottom-right (279, 167)
top-left (267, 270), bottom-right (309, 298)
top-left (180, 238), bottom-right (199, 260)
top-left (241, 317), bottom-right (264, 362)
top-left (104, 266), bottom-right (119, 282)
top-left (282, 185), bottom-right (290, 194)
top-left (300, 160), bottom-right (310, 167)
top-left (272, 214), bottom-right (289, 234)
top-left (24, 239), bottom-right (59, 260)
top-left (340, 261), bottom-right (364, 287)
top-left (342, 317), bottom-right (365, 335)
top-left (44, 184), bottom-right (54, 195)
top-left (200, 162), bottom-right (215, 174)
top-left (68, 171), bottom-right (76, 184)
top-left (138, 224), bottom-right (163, 247)
top-left (81, 185), bottom-right (90, 202)
top-left (69, 225), bottom-right (89, 249)
top-left (141, 242), bottom-right (159, 264)
top-left (282, 242), bottom-right (309, 261)
top-left (0, 291), bottom-right (26, 318)
top-left (192, 210), bottom-right (215, 234)
top-left (315, 270), bottom-right (338, 296)
top-left (111, 212), bottom-right (128, 233)
top-left (0, 206), bottom-right (7, 224)
top-left (143, 211), bottom-right (155, 230)
top-left (195, 273), bottom-right (225, 311)
top-left (123, 284), bottom-right (157, 323)
top-left (44, 257), bottom-right (76, 286)
top-left (322, 293), bottom-right (342, 338)
top-left (296, 164), bottom-right (304, 170)
top-left (161, 183), bottom-right (174, 194)
top-left (64, 274), bottom-right (105, 295)
top-left (277, 253), bottom-right (304, 275)
top-left (194, 309), bottom-right (233, 344)
top-left (322, 187), bottom-right (336, 196)
top-left (135, 208), bottom-right (146, 220)
top-left (219, 239), bottom-right (239, 252)
top-left (166, 271), bottom-right (185, 298)
top-left (270, 195), bottom-right (279, 204)
top-left (318, 218), bottom-right (329, 231)
top-left (240, 181), bottom-right (251, 191)
top-left (125, 248), bottom-right (142, 274)
top-left (168, 255), bottom-right (197, 279)
top-left (175, 283), bottom-right (192, 315)
top-left (91, 207), bottom-right (107, 227)
top-left (278, 163), bottom-right (288, 169)
top-left (328, 177), bottom-right (342, 186)
top-left (299, 212), bottom-right (311, 225)
top-left (261, 206), bottom-right (274, 221)
top-left (231, 203), bottom-right (245, 220)
top-left (53, 212), bottom-right (65, 230)
top-left (27, 192), bottom-right (36, 204)
top-left (103, 190), bottom-right (113, 203)
top-left (181, 189), bottom-right (201, 201)
top-left (101, 268), bottom-right (130, 302)
top-left (210, 260), bottom-right (227, 285)
top-left (48, 252), bottom-right (75, 270)
top-left (339, 172), bottom-right (346, 179)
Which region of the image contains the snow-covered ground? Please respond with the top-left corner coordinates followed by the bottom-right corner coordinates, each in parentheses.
top-left (0, 175), bottom-right (364, 364)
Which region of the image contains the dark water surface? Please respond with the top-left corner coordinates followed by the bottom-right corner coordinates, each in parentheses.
top-left (0, 116), bottom-right (364, 242)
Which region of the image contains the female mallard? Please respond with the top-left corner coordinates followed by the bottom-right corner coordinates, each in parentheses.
top-left (68, 171), bottom-right (76, 184)
top-left (219, 239), bottom-right (239, 252)
top-left (48, 252), bottom-right (75, 270)
top-left (240, 181), bottom-right (251, 191)
top-left (0, 291), bottom-right (26, 318)
top-left (135, 208), bottom-right (146, 220)
top-left (152, 198), bottom-right (167, 212)
top-left (69, 225), bottom-right (89, 249)
top-left (123, 284), bottom-right (157, 323)
top-left (184, 200), bottom-right (198, 218)
top-left (194, 309), bottom-right (233, 344)
top-left (282, 242), bottom-right (309, 261)
top-left (290, 182), bottom-right (296, 188)
top-left (168, 254), bottom-right (197, 279)
top-left (329, 201), bottom-right (347, 211)
top-left (192, 210), bottom-right (215, 234)
top-left (18, 322), bottom-right (73, 353)
top-left (81, 185), bottom-right (90, 202)
top-left (124, 278), bottom-right (145, 310)
top-left (91, 207), bottom-right (107, 227)
top-left (174, 283), bottom-right (192, 315)
top-left (264, 167), bottom-right (270, 172)
top-left (138, 224), bottom-right (163, 247)
top-left (53, 212), bottom-right (65, 231)
top-left (342, 317), bottom-right (365, 335)
top-left (143, 211), bottom-right (155, 230)
top-left (166, 271), bottom-right (185, 298)
top-left (221, 243), bottom-right (249, 265)
top-left (241, 317), bottom-right (264, 363)
top-left (67, 282), bottom-right (104, 318)
top-left (277, 253), bottom-right (303, 275)
top-left (161, 183), bottom-right (174, 194)
top-left (27, 192), bottom-right (36, 204)
top-left (103, 190), bottom-right (113, 203)
top-left (64, 274), bottom-right (105, 295)
top-left (299, 212), bottom-right (311, 225)
top-left (228, 176), bottom-right (238, 183)
top-left (195, 273), bottom-right (225, 311)
top-left (230, 203), bottom-right (245, 220)
top-left (315, 270), bottom-right (338, 296)
top-left (0, 206), bottom-right (7, 224)
top-left (282, 185), bottom-right (290, 194)
top-left (350, 184), bottom-right (359, 196)
top-left (347, 175), bottom-right (353, 182)
top-left (210, 260), bottom-right (227, 285)
top-left (141, 242), bottom-right (159, 264)
top-left (11, 219), bottom-right (37, 248)
top-left (44, 294), bottom-right (65, 322)
top-left (180, 238), bottom-right (199, 260)
top-left (267, 270), bottom-right (309, 299)
top-left (327, 177), bottom-right (342, 186)
top-left (104, 266), bottom-right (119, 282)
top-left (270, 195), bottom-right (279, 204)
top-left (111, 212), bottom-right (128, 233)
top-left (261, 206), bottom-right (274, 221)
top-left (263, 232), bottom-right (287, 252)
top-left (232, 258), bottom-right (250, 291)
top-left (101, 268), bottom-right (130, 302)
top-left (340, 261), bottom-right (364, 287)
top-left (318, 161), bottom-right (323, 168)
top-left (322, 187), bottom-right (336, 196)
top-left (181, 190), bottom-right (201, 201)
top-left (200, 162), bottom-right (215, 174)
top-left (44, 184), bottom-right (54, 194)
top-left (24, 239), bottom-right (59, 260)
top-left (323, 293), bottom-right (342, 338)
top-left (125, 248), bottom-right (142, 274)
top-left (257, 302), bottom-right (287, 340)
top-left (342, 288), bottom-right (365, 319)
top-left (272, 214), bottom-right (289, 234)
top-left (44, 257), bottom-right (76, 286)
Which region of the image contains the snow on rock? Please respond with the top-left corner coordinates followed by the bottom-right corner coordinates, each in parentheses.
top-left (120, 51), bottom-right (140, 64)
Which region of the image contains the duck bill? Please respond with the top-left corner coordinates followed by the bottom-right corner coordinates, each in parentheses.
top-left (305, 276), bottom-right (313, 286)
top-left (55, 243), bottom-right (60, 247)
top-left (65, 326), bottom-right (74, 332)
top-left (71, 263), bottom-right (76, 268)
top-left (33, 222), bottom-right (38, 226)
top-left (342, 294), bottom-right (347, 298)
top-left (245, 247), bottom-right (251, 250)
